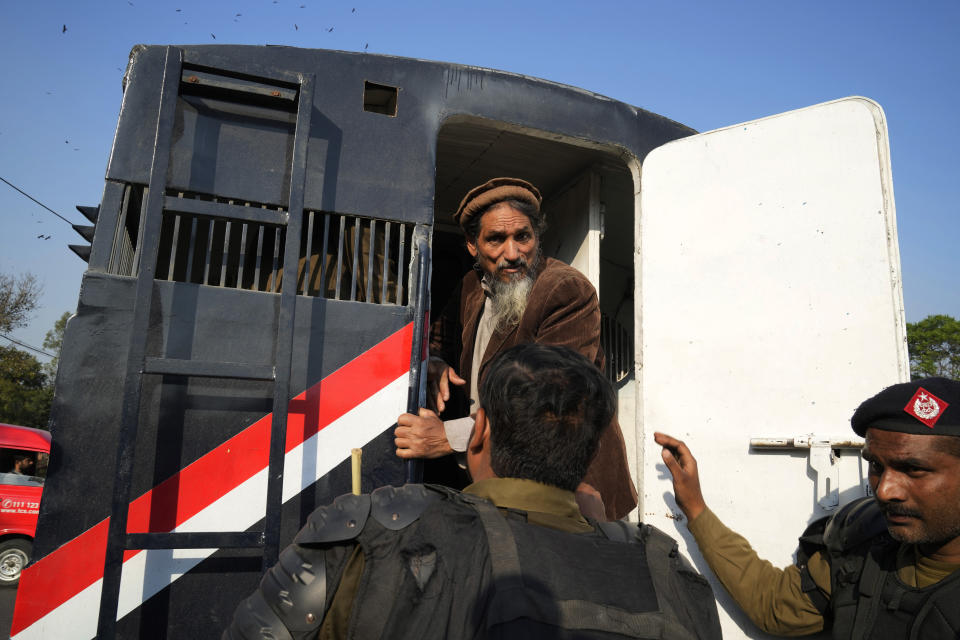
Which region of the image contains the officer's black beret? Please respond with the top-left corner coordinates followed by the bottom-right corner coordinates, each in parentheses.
top-left (851, 377), bottom-right (960, 437)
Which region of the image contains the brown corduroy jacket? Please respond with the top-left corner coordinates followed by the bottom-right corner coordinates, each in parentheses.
top-left (430, 257), bottom-right (638, 520)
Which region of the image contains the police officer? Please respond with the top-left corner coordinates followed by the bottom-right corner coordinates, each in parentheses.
top-left (657, 377), bottom-right (960, 638)
top-left (225, 344), bottom-right (721, 639)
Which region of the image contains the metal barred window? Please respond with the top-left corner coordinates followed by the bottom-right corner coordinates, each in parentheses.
top-left (107, 187), bottom-right (413, 305)
top-left (601, 313), bottom-right (633, 384)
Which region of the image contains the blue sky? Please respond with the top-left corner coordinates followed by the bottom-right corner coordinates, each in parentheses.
top-left (2, 0), bottom-right (958, 356)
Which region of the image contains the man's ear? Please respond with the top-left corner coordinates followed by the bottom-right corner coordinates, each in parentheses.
top-left (469, 408), bottom-right (490, 453)
top-left (465, 235), bottom-right (478, 259)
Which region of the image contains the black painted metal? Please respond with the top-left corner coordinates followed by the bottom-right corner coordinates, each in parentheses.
top-left (261, 71), bottom-right (314, 572)
top-left (97, 45), bottom-right (184, 640)
top-left (142, 357), bottom-right (275, 380)
top-left (163, 196), bottom-right (288, 226)
top-left (125, 531), bottom-right (264, 550)
top-left (94, 48), bottom-right (317, 638)
top-left (405, 233), bottom-right (431, 484)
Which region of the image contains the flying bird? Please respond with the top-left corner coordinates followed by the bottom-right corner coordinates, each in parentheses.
top-left (327, 27), bottom-right (333, 32)
top-left (295, 23), bottom-right (298, 30)
top-left (236, 12), bottom-right (241, 16)
top-left (62, 24), bottom-right (67, 33)
top-left (352, 7), bottom-right (356, 12)
top-left (211, 33), bottom-right (216, 39)
top-left (44, 235), bottom-right (51, 240)
top-left (176, 8), bottom-right (181, 11)
top-left (364, 43), bottom-right (368, 49)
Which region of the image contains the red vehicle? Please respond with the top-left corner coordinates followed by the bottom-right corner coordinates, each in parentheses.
top-left (0, 424), bottom-right (50, 587)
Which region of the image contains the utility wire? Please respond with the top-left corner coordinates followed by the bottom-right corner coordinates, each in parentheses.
top-left (0, 333), bottom-right (56, 359)
top-left (0, 175), bottom-right (74, 225)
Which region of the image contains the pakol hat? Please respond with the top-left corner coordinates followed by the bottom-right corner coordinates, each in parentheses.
top-left (851, 377), bottom-right (960, 437)
top-left (454, 177), bottom-right (542, 231)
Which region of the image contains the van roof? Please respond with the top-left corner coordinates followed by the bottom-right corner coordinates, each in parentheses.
top-left (0, 423), bottom-right (52, 451)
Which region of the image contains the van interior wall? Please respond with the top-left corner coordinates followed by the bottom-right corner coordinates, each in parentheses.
top-left (433, 119), bottom-right (639, 509)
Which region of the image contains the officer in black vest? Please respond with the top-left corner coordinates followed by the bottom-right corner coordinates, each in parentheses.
top-left (656, 377), bottom-right (960, 639)
top-left (225, 343), bottom-right (721, 639)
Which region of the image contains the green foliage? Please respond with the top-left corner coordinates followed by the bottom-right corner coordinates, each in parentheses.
top-left (0, 345), bottom-right (52, 428)
top-left (42, 311), bottom-right (70, 382)
top-left (906, 314), bottom-right (960, 381)
top-left (0, 272), bottom-right (63, 429)
top-left (0, 273), bottom-right (41, 334)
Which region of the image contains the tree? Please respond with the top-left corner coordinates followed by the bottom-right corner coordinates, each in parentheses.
top-left (0, 272), bottom-right (53, 428)
top-left (42, 311), bottom-right (70, 382)
top-left (0, 273), bottom-right (41, 334)
top-left (906, 314), bottom-right (960, 381)
top-left (0, 345), bottom-right (52, 428)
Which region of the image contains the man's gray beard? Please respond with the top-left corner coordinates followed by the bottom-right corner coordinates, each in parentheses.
top-left (489, 274), bottom-right (533, 333)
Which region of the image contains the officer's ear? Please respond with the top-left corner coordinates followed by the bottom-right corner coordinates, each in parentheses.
top-left (467, 408), bottom-right (495, 481)
top-left (470, 409), bottom-right (492, 451)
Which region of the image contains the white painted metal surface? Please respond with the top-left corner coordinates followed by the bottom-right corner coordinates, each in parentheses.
top-left (636, 97), bottom-right (907, 638)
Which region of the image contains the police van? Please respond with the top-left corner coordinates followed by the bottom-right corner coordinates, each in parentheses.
top-left (13, 45), bottom-right (905, 639)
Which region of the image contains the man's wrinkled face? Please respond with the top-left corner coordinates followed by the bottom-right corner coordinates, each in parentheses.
top-left (466, 202), bottom-right (539, 283)
top-left (863, 428), bottom-right (960, 553)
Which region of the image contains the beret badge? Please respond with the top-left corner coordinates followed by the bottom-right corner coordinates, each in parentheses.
top-left (904, 387), bottom-right (949, 429)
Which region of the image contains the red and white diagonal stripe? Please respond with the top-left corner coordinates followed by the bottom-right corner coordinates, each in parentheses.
top-left (12, 324), bottom-right (414, 639)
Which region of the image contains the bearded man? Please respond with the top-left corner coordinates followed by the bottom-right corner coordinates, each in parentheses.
top-left (394, 177), bottom-right (637, 521)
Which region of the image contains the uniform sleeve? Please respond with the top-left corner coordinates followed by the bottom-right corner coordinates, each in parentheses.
top-left (687, 507), bottom-right (830, 636)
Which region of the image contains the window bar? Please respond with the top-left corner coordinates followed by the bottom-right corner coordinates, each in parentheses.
top-left (396, 223), bottom-right (406, 305)
top-left (220, 219), bottom-right (232, 287)
top-left (167, 214), bottom-right (182, 281)
top-left (334, 215), bottom-right (346, 301)
top-left (381, 221), bottom-right (391, 304)
top-left (302, 210), bottom-right (315, 295)
top-left (272, 225), bottom-right (282, 292)
top-left (365, 219), bottom-right (376, 303)
top-left (237, 223), bottom-right (249, 289)
top-left (110, 186), bottom-right (132, 275)
top-left (253, 221), bottom-right (265, 291)
top-left (183, 216), bottom-right (198, 283)
top-left (202, 218), bottom-right (215, 285)
top-left (131, 186), bottom-right (149, 277)
top-left (349, 217), bottom-right (361, 301)
top-left (319, 213), bottom-right (330, 298)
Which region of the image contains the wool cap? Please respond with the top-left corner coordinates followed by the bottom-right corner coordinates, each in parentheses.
top-left (851, 377), bottom-right (960, 437)
top-left (453, 177), bottom-right (542, 231)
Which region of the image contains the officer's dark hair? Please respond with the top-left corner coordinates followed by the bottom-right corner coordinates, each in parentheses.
top-left (463, 198), bottom-right (544, 242)
top-left (479, 343), bottom-right (615, 491)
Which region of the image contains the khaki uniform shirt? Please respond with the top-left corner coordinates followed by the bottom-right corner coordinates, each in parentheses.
top-left (688, 507), bottom-right (960, 636)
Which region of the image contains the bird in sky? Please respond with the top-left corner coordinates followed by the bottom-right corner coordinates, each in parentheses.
top-left (211, 33), bottom-right (216, 39)
top-left (295, 23), bottom-right (298, 30)
top-left (62, 24), bottom-right (67, 33)
top-left (327, 27), bottom-right (334, 32)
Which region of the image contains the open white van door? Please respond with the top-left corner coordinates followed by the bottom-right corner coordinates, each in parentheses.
top-left (637, 97), bottom-right (909, 638)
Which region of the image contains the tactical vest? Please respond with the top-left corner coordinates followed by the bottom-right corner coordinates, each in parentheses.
top-left (224, 484), bottom-right (720, 640)
top-left (797, 496), bottom-right (960, 640)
